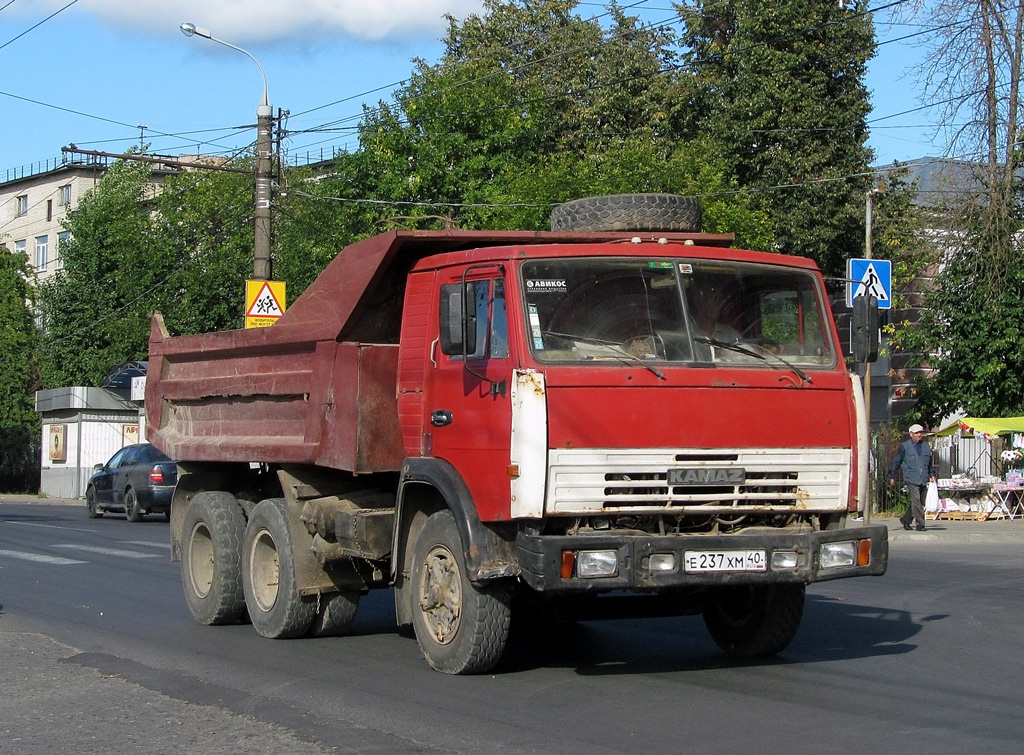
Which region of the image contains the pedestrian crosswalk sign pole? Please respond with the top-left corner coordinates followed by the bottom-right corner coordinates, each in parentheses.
top-left (846, 258), bottom-right (892, 309)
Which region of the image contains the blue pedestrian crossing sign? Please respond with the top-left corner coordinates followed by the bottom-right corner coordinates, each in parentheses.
top-left (846, 258), bottom-right (892, 309)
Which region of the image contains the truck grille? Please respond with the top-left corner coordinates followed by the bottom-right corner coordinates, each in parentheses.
top-left (546, 448), bottom-right (850, 515)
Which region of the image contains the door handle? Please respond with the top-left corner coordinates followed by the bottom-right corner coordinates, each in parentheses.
top-left (430, 409), bottom-right (453, 427)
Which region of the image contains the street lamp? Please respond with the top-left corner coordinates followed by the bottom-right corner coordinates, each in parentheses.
top-left (180, 22), bottom-right (273, 280)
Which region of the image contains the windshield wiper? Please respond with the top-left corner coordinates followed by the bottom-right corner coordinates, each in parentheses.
top-left (694, 337), bottom-right (812, 384)
top-left (544, 331), bottom-right (667, 380)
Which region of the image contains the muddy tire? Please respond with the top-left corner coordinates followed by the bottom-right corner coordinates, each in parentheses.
top-left (410, 510), bottom-right (511, 674)
top-left (550, 193), bottom-right (702, 233)
top-left (124, 487), bottom-right (143, 522)
top-left (86, 487), bottom-right (102, 518)
top-left (242, 498), bottom-right (316, 639)
top-left (703, 584), bottom-right (805, 657)
top-left (181, 492), bottom-right (247, 625)
top-left (307, 591), bottom-right (360, 637)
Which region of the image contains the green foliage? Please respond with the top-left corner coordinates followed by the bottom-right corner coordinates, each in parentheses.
top-left (0, 243), bottom-right (40, 490)
top-left (676, 0), bottom-right (876, 275)
top-left (152, 168), bottom-right (255, 335)
top-left (897, 204), bottom-right (1024, 421)
top-left (37, 159), bottom-right (257, 388)
top-left (333, 0), bottom-right (772, 243)
top-left (37, 159), bottom-right (158, 387)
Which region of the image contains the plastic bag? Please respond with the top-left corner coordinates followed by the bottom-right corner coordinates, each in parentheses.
top-left (925, 481), bottom-right (940, 512)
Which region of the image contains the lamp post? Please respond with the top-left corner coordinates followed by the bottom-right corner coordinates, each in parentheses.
top-left (861, 185), bottom-right (884, 523)
top-left (180, 22), bottom-right (273, 280)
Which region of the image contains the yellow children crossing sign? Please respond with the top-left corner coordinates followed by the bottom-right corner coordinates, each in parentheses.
top-left (245, 280), bottom-right (286, 328)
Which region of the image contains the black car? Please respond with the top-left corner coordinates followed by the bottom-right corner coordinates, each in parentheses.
top-left (86, 443), bottom-right (177, 521)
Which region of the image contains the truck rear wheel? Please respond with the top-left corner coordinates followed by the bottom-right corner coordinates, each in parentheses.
top-left (242, 498), bottom-right (316, 639)
top-left (181, 492), bottom-right (247, 625)
top-left (410, 510), bottom-right (512, 674)
top-left (703, 584), bottom-right (805, 657)
top-left (307, 591), bottom-right (360, 637)
top-left (550, 193), bottom-right (702, 232)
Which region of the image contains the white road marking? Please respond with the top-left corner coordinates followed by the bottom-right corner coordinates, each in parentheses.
top-left (121, 541), bottom-right (171, 550)
top-left (52, 544), bottom-right (160, 559)
top-left (2, 519), bottom-right (96, 534)
top-left (0, 549), bottom-right (87, 565)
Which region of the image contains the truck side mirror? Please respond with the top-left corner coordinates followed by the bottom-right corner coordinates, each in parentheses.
top-left (852, 293), bottom-right (879, 363)
top-left (439, 283), bottom-right (478, 356)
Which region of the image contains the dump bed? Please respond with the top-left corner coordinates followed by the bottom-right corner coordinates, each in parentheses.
top-left (146, 228), bottom-right (734, 473)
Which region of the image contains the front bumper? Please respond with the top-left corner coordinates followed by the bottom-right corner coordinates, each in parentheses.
top-left (516, 524), bottom-right (888, 594)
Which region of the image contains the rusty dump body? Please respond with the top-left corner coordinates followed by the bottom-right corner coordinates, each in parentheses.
top-left (146, 228), bottom-right (734, 472)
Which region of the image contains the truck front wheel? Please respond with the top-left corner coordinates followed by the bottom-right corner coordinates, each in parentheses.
top-left (181, 492), bottom-right (247, 625)
top-left (242, 498), bottom-right (316, 639)
top-left (703, 584), bottom-right (805, 657)
top-left (411, 510), bottom-right (512, 674)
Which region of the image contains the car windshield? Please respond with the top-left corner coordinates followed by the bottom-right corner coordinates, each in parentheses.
top-left (521, 257), bottom-right (835, 369)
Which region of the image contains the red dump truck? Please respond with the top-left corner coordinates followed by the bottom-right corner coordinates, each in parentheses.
top-left (146, 194), bottom-right (887, 674)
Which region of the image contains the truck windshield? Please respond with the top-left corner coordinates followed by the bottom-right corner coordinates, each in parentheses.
top-left (521, 258), bottom-right (835, 369)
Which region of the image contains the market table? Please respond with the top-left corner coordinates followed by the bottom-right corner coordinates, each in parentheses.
top-left (930, 484), bottom-right (994, 521)
top-left (989, 485), bottom-right (1024, 520)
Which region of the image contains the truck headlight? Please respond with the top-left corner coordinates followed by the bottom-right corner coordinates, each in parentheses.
top-left (820, 541), bottom-right (856, 569)
top-left (576, 549), bottom-right (618, 578)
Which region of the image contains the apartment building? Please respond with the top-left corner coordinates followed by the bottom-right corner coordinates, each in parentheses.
top-left (1, 153), bottom-right (183, 282)
top-left (0, 156), bottom-right (115, 280)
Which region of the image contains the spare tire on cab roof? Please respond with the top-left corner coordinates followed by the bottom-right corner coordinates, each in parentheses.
top-left (550, 193), bottom-right (703, 233)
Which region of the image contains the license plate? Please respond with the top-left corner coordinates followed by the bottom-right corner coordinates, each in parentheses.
top-left (683, 550), bottom-right (767, 573)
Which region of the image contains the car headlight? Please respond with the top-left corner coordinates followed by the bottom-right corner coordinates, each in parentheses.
top-left (820, 541), bottom-right (856, 569)
top-left (576, 549), bottom-right (619, 578)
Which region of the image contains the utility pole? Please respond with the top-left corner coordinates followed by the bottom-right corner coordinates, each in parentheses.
top-left (254, 104), bottom-right (273, 280)
top-left (862, 186), bottom-right (883, 523)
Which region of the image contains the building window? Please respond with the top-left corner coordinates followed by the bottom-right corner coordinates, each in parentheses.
top-left (59, 184), bottom-right (71, 206)
top-left (35, 235), bottom-right (48, 271)
top-left (47, 199), bottom-right (53, 222)
top-left (57, 231), bottom-right (70, 270)
top-left (15, 194), bottom-right (28, 216)
top-left (14, 239), bottom-right (26, 261)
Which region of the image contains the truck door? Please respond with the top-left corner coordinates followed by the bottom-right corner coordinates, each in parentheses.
top-left (425, 271), bottom-right (513, 522)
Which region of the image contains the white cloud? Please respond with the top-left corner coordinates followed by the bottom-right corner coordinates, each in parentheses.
top-left (42, 0), bottom-right (485, 42)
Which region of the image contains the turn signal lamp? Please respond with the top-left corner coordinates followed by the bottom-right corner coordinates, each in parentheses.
top-left (857, 539), bottom-right (872, 566)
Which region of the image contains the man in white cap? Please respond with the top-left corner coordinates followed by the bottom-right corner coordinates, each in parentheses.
top-left (889, 423), bottom-right (936, 531)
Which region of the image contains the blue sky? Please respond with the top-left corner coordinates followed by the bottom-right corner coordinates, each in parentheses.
top-left (0, 1), bottom-right (943, 177)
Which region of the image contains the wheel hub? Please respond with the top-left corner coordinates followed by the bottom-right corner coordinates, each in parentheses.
top-left (419, 544), bottom-right (462, 644)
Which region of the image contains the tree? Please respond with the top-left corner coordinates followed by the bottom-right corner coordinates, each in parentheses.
top-left (0, 243), bottom-right (40, 491)
top-left (37, 159), bottom-right (159, 387)
top-left (675, 0), bottom-right (877, 275)
top-left (888, 1), bottom-right (1024, 420)
top-left (37, 159), bottom-right (257, 387)
top-left (152, 167), bottom-right (256, 336)
top-left (337, 0), bottom-right (773, 245)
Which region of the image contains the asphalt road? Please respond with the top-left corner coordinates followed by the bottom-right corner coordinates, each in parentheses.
top-left (2, 498), bottom-right (1023, 754)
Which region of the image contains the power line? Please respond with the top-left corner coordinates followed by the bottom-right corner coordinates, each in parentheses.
top-left (0, 0), bottom-right (78, 52)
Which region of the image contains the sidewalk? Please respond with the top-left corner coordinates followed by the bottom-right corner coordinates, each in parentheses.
top-left (873, 514), bottom-right (1024, 545)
